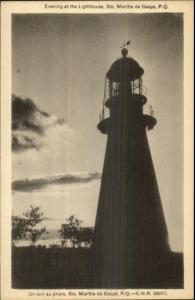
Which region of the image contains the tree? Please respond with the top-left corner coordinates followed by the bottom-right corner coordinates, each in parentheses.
top-left (12, 206), bottom-right (47, 246)
top-left (23, 206), bottom-right (47, 246)
top-left (59, 216), bottom-right (94, 248)
top-left (12, 215), bottom-right (28, 246)
top-left (59, 215), bottom-right (83, 248)
top-left (77, 227), bottom-right (94, 247)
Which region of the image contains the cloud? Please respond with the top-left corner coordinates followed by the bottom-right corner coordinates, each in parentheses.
top-left (12, 95), bottom-right (66, 152)
top-left (12, 172), bottom-right (101, 192)
top-left (12, 130), bottom-right (43, 152)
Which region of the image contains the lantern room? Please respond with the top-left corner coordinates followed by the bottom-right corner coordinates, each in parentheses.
top-left (97, 48), bottom-right (156, 133)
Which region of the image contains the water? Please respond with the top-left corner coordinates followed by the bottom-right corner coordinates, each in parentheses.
top-left (14, 238), bottom-right (62, 248)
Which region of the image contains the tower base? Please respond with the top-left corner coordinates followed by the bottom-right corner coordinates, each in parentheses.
top-left (92, 248), bottom-right (183, 288)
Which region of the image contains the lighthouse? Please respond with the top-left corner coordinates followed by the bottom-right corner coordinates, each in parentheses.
top-left (93, 48), bottom-right (182, 288)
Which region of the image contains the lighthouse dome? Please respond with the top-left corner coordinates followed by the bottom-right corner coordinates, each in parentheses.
top-left (106, 56), bottom-right (144, 82)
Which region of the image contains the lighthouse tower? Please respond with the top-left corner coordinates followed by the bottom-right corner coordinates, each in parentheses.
top-left (94, 48), bottom-right (173, 288)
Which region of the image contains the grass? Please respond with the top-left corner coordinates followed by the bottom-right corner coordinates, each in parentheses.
top-left (12, 246), bottom-right (94, 289)
top-left (12, 246), bottom-right (183, 289)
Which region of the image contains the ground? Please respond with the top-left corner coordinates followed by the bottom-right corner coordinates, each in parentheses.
top-left (12, 246), bottom-right (183, 289)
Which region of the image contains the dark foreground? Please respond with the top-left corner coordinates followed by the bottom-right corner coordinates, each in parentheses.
top-left (12, 246), bottom-right (183, 289)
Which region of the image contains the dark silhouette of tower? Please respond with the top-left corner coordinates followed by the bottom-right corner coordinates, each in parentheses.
top-left (94, 48), bottom-right (183, 288)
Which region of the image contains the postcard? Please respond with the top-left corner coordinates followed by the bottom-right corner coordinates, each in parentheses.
top-left (1, 1), bottom-right (194, 299)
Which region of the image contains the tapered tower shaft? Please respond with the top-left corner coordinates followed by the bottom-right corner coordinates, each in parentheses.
top-left (94, 49), bottom-right (169, 288)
